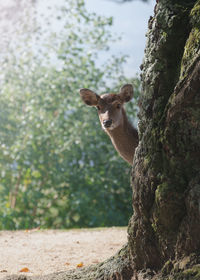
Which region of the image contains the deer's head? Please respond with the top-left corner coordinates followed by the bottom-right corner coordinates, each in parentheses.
top-left (80, 84), bottom-right (133, 131)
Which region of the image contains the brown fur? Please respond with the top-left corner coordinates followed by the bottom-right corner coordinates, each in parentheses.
top-left (80, 84), bottom-right (138, 165)
top-left (105, 109), bottom-right (138, 165)
top-left (100, 93), bottom-right (120, 102)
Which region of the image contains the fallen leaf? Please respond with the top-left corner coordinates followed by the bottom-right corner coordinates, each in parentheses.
top-left (19, 267), bottom-right (30, 273)
top-left (76, 262), bottom-right (84, 268)
top-left (25, 227), bottom-right (40, 233)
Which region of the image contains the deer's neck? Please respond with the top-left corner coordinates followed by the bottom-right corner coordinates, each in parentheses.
top-left (106, 111), bottom-right (138, 165)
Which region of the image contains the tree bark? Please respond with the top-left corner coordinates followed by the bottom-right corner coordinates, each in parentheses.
top-left (128, 1), bottom-right (200, 278)
top-left (4, 0), bottom-right (200, 280)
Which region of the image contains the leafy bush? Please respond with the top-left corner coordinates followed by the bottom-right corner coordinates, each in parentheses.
top-left (0, 0), bottom-right (140, 229)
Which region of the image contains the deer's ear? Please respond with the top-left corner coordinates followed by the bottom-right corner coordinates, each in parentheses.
top-left (79, 89), bottom-right (100, 106)
top-left (119, 84), bottom-right (133, 103)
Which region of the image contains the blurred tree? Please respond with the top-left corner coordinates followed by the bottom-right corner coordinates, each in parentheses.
top-left (108, 0), bottom-right (148, 3)
top-left (0, 0), bottom-right (140, 229)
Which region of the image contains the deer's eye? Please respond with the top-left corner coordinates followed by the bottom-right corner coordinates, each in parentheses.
top-left (116, 104), bottom-right (121, 109)
top-left (96, 106), bottom-right (101, 111)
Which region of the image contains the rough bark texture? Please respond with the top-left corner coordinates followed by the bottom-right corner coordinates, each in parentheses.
top-left (4, 0), bottom-right (200, 279)
top-left (129, 0), bottom-right (200, 278)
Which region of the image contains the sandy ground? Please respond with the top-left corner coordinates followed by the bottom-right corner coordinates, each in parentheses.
top-left (0, 227), bottom-right (127, 278)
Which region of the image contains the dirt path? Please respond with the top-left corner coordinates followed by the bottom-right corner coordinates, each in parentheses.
top-left (0, 227), bottom-right (127, 278)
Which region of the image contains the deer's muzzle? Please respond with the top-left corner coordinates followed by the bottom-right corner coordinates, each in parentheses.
top-left (103, 119), bottom-right (112, 128)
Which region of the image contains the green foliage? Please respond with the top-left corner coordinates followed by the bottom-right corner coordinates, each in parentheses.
top-left (0, 0), bottom-right (140, 229)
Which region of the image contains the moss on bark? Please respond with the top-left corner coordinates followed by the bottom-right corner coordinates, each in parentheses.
top-left (129, 0), bottom-right (200, 278)
top-left (180, 0), bottom-right (200, 79)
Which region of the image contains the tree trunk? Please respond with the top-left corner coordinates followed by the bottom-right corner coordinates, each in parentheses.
top-left (128, 0), bottom-right (200, 278)
top-left (4, 0), bottom-right (200, 280)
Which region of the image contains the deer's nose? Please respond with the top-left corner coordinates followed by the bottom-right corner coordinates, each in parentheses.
top-left (103, 119), bottom-right (112, 128)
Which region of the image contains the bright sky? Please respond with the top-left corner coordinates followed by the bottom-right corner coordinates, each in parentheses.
top-left (0, 0), bottom-right (155, 77)
top-left (85, 0), bottom-right (155, 76)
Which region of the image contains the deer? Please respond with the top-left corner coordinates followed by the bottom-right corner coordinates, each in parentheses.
top-left (79, 84), bottom-right (139, 166)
